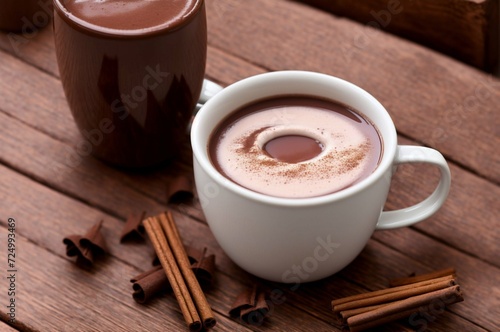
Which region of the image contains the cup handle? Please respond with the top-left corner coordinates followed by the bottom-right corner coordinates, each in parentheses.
top-left (199, 79), bottom-right (224, 104)
top-left (189, 79), bottom-right (224, 132)
top-left (375, 145), bottom-right (451, 230)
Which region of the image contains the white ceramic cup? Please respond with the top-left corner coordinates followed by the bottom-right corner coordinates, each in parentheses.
top-left (191, 71), bottom-right (451, 283)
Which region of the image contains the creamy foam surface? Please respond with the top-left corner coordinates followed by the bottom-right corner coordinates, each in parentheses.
top-left (211, 98), bottom-right (382, 198)
top-left (62, 0), bottom-right (198, 31)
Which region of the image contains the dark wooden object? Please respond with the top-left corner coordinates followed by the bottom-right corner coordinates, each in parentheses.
top-left (0, 0), bottom-right (498, 331)
top-left (294, 0), bottom-right (500, 74)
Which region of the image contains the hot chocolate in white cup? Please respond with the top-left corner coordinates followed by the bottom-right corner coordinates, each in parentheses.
top-left (191, 71), bottom-right (451, 283)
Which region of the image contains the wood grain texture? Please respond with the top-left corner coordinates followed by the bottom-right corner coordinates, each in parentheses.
top-left (0, 0), bottom-right (498, 331)
top-left (205, 0), bottom-right (500, 183)
top-left (0, 165), bottom-right (337, 331)
top-left (1, 0), bottom-right (499, 182)
top-left (0, 39), bottom-right (498, 271)
top-left (293, 0), bottom-right (500, 73)
top-left (0, 162), bottom-right (491, 331)
top-left (0, 226), bottom-right (251, 332)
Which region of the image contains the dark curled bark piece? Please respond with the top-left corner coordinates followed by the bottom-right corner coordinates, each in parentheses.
top-left (167, 174), bottom-right (194, 204)
top-left (229, 285), bottom-right (269, 325)
top-left (63, 220), bottom-right (108, 269)
top-left (80, 220), bottom-right (108, 254)
top-left (229, 285), bottom-right (257, 318)
top-left (120, 211), bottom-right (146, 243)
top-left (190, 248), bottom-right (216, 288)
top-left (240, 291), bottom-right (269, 325)
top-left (63, 234), bottom-right (84, 257)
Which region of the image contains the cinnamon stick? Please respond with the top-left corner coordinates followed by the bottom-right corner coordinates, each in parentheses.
top-left (160, 211), bottom-right (216, 329)
top-left (130, 247), bottom-right (217, 304)
top-left (389, 268), bottom-right (456, 287)
top-left (130, 266), bottom-right (170, 304)
top-left (143, 216), bottom-right (202, 332)
top-left (143, 212), bottom-right (216, 331)
top-left (333, 278), bottom-right (457, 312)
top-left (337, 303), bottom-right (388, 322)
top-left (346, 285), bottom-right (464, 331)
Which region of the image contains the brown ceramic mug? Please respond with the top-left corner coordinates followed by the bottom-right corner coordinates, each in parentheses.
top-left (53, 0), bottom-right (209, 168)
top-left (0, 0), bottom-right (50, 32)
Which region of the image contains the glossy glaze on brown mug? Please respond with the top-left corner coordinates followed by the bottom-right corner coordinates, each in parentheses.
top-left (53, 0), bottom-right (207, 168)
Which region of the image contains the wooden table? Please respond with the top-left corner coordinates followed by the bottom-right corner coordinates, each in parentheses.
top-left (0, 0), bottom-right (499, 331)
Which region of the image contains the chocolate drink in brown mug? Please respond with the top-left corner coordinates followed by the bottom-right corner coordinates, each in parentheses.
top-left (53, 0), bottom-right (207, 168)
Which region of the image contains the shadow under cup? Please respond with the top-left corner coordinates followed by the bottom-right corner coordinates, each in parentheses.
top-left (192, 71), bottom-right (416, 282)
top-left (53, 0), bottom-right (207, 168)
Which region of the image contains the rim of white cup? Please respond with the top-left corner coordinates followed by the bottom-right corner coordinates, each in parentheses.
top-left (191, 71), bottom-right (397, 207)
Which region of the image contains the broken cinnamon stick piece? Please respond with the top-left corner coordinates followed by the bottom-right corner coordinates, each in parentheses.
top-left (389, 268), bottom-right (456, 287)
top-left (130, 266), bottom-right (171, 304)
top-left (120, 211), bottom-right (146, 243)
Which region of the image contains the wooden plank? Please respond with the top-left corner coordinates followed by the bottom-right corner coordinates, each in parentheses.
top-left (0, 164), bottom-right (489, 331)
top-left (0, 165), bottom-right (339, 331)
top-left (372, 228), bottom-right (500, 331)
top-left (0, 46), bottom-right (76, 144)
top-left (0, 42), bottom-right (266, 222)
top-left (0, 226), bottom-right (251, 332)
top-left (0, 93), bottom-right (495, 331)
top-left (0, 2), bottom-right (497, 330)
top-left (1, 1), bottom-right (499, 182)
top-left (385, 137), bottom-right (500, 267)
top-left (2, 67), bottom-right (499, 271)
top-left (0, 2), bottom-right (498, 268)
top-left (0, 322), bottom-right (18, 331)
top-left (0, 34), bottom-right (498, 284)
top-left (205, 0), bottom-right (500, 184)
top-left (293, 0), bottom-right (499, 74)
top-left (277, 240), bottom-right (491, 331)
top-left (0, 21), bottom-right (58, 76)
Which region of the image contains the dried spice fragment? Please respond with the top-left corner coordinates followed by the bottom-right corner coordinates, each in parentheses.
top-left (167, 174), bottom-right (194, 204)
top-left (63, 220), bottom-right (108, 268)
top-left (229, 285), bottom-right (269, 325)
top-left (133, 245), bottom-right (216, 303)
top-left (143, 212), bottom-right (216, 330)
top-left (191, 248), bottom-right (216, 289)
top-left (130, 266), bottom-right (171, 303)
top-left (120, 211), bottom-right (147, 243)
